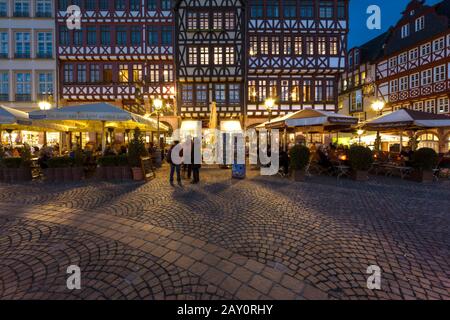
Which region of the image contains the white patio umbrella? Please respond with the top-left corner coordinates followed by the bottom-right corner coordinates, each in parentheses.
top-left (29, 102), bottom-right (168, 152)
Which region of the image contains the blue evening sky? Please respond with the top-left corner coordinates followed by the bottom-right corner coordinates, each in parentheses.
top-left (348, 0), bottom-right (442, 49)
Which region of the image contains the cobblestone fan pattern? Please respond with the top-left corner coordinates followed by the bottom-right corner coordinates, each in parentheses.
top-left (0, 166), bottom-right (449, 300)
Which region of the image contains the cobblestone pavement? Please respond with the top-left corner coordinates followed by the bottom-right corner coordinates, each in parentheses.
top-left (0, 166), bottom-right (449, 300)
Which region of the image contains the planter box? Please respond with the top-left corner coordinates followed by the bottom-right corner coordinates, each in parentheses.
top-left (352, 170), bottom-right (369, 181)
top-left (72, 167), bottom-right (84, 181)
top-left (0, 168), bottom-right (4, 181)
top-left (292, 169), bottom-right (305, 182)
top-left (1, 168), bottom-right (32, 183)
top-left (43, 168), bottom-right (55, 182)
top-left (105, 166), bottom-right (115, 180)
top-left (63, 167), bottom-right (73, 182)
top-left (410, 170), bottom-right (433, 183)
top-left (113, 166), bottom-right (123, 180)
top-left (132, 167), bottom-right (144, 181)
top-left (95, 167), bottom-right (105, 180)
top-left (54, 168), bottom-right (64, 181)
top-left (122, 166), bottom-right (132, 180)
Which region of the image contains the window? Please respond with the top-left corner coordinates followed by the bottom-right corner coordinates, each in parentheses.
top-left (15, 72), bottom-right (31, 100)
top-left (199, 12), bottom-right (209, 30)
top-left (330, 37), bottom-right (338, 55)
top-left (389, 57), bottom-right (397, 68)
top-left (37, 32), bottom-right (52, 58)
top-left (261, 37), bottom-right (268, 55)
top-left (389, 79), bottom-right (398, 93)
top-left (87, 27), bottom-right (96, 46)
top-left (73, 30), bottom-right (82, 46)
top-left (224, 12), bottom-right (235, 30)
top-left (398, 53), bottom-right (407, 65)
top-left (215, 84), bottom-right (226, 102)
top-left (249, 36), bottom-right (257, 55)
top-left (438, 97), bottom-right (449, 114)
top-left (77, 64), bottom-right (86, 82)
top-left (229, 84), bottom-right (240, 103)
top-left (300, 0), bottom-right (314, 18)
top-left (36, 0), bottom-right (52, 17)
top-left (271, 37), bottom-right (279, 55)
top-left (318, 37), bottom-right (326, 55)
top-left (119, 64), bottom-right (129, 82)
top-left (326, 80), bottom-right (334, 101)
top-left (38, 72), bottom-right (53, 97)
top-left (354, 50), bottom-right (360, 65)
top-left (161, 26), bottom-right (172, 45)
top-left (15, 32), bottom-right (30, 58)
top-left (196, 84), bottom-right (207, 103)
top-left (116, 27), bottom-right (127, 46)
top-left (0, 72), bottom-right (9, 100)
top-left (0, 32), bottom-right (8, 58)
top-left (99, 0), bottom-right (109, 10)
top-left (303, 80), bottom-right (312, 102)
top-left (182, 84), bottom-right (193, 102)
top-left (0, 1), bottom-right (7, 16)
top-left (306, 37), bottom-right (314, 55)
top-left (294, 36), bottom-right (302, 55)
top-left (214, 47), bottom-right (222, 64)
top-left (131, 26), bottom-right (141, 45)
top-left (315, 80), bottom-right (323, 101)
top-left (283, 37), bottom-right (291, 55)
top-left (409, 48), bottom-right (418, 60)
top-left (269, 80), bottom-right (277, 98)
top-left (337, 1), bottom-right (346, 19)
top-left (415, 16), bottom-right (425, 32)
top-left (90, 65), bottom-right (100, 82)
top-left (188, 47), bottom-right (197, 65)
top-left (424, 100), bottom-right (435, 113)
top-left (101, 26), bottom-right (111, 45)
top-left (434, 65), bottom-right (446, 82)
top-left (161, 0), bottom-right (171, 10)
top-left (267, 0), bottom-right (279, 18)
top-left (401, 24), bottom-right (409, 38)
top-left (258, 80), bottom-right (266, 101)
top-left (63, 64), bottom-right (73, 83)
top-left (319, 1), bottom-right (333, 19)
top-left (421, 43), bottom-right (431, 56)
top-left (103, 65), bottom-right (112, 82)
top-left (147, 26), bottom-right (158, 45)
top-left (421, 69), bottom-right (432, 86)
top-left (291, 80), bottom-right (300, 102)
top-left (130, 0), bottom-right (140, 11)
top-left (115, 0), bottom-right (125, 11)
top-left (410, 73), bottom-right (419, 88)
top-left (413, 101), bottom-right (423, 111)
top-left (187, 12), bottom-right (197, 30)
top-left (213, 12), bottom-right (222, 30)
top-left (147, 0), bottom-right (156, 11)
top-left (251, 0), bottom-right (263, 18)
top-left (281, 81), bottom-right (289, 102)
top-left (350, 90), bottom-right (362, 112)
top-left (399, 77), bottom-right (408, 91)
top-left (132, 64), bottom-right (142, 82)
top-left (354, 73), bottom-right (360, 87)
top-left (200, 47), bottom-right (209, 65)
top-left (433, 37), bottom-right (445, 51)
top-left (248, 80), bottom-right (256, 102)
top-left (14, 0), bottom-right (29, 17)
top-left (85, 0), bottom-right (96, 10)
top-left (149, 65), bottom-right (159, 82)
top-left (283, 0), bottom-right (296, 18)
top-left (162, 64), bottom-right (173, 82)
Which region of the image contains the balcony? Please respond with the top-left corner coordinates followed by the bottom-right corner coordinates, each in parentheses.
top-left (14, 53), bottom-right (31, 59)
top-left (35, 11), bottom-right (52, 18)
top-left (15, 94), bottom-right (31, 101)
top-left (13, 11), bottom-right (29, 17)
top-left (36, 52), bottom-right (53, 59)
top-left (0, 94), bottom-right (9, 101)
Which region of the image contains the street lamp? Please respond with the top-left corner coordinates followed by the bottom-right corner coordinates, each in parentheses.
top-left (371, 100), bottom-right (385, 116)
top-left (38, 95), bottom-right (53, 145)
top-left (264, 98), bottom-right (275, 123)
top-left (357, 129), bottom-right (364, 145)
top-left (153, 98), bottom-right (163, 149)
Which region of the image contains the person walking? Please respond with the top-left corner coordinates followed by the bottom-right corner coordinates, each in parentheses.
top-left (167, 140), bottom-right (182, 185)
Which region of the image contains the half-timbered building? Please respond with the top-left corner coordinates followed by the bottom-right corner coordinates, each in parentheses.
top-left (56, 0), bottom-right (176, 120)
top-left (246, 0), bottom-right (349, 127)
top-left (174, 0), bottom-right (245, 129)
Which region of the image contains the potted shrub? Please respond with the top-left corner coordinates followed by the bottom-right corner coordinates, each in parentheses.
top-left (97, 155), bottom-right (116, 180)
top-left (289, 145), bottom-right (310, 181)
top-left (47, 157), bottom-right (72, 182)
top-left (411, 147), bottom-right (438, 183)
top-left (128, 128), bottom-right (148, 181)
top-left (349, 145), bottom-right (373, 181)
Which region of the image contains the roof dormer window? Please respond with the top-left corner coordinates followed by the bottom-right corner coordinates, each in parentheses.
top-left (415, 16), bottom-right (425, 32)
top-left (401, 24), bottom-right (410, 38)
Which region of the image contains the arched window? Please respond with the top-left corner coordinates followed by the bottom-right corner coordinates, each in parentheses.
top-left (418, 132), bottom-right (439, 153)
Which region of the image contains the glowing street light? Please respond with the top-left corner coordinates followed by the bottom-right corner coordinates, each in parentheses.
top-left (264, 98), bottom-right (275, 123)
top-left (38, 100), bottom-right (51, 111)
top-left (153, 98), bottom-right (164, 149)
top-left (371, 100), bottom-right (385, 115)
top-left (357, 129), bottom-right (365, 145)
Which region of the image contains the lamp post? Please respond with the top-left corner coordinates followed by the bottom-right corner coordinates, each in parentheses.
top-left (371, 100), bottom-right (385, 152)
top-left (357, 129), bottom-right (364, 145)
top-left (264, 98), bottom-right (275, 123)
top-left (38, 95), bottom-right (53, 146)
top-left (153, 98), bottom-right (163, 149)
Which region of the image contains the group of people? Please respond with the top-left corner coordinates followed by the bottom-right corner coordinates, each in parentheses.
top-left (166, 140), bottom-right (201, 186)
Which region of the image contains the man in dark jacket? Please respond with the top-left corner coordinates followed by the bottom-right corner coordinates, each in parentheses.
top-left (167, 140), bottom-right (182, 185)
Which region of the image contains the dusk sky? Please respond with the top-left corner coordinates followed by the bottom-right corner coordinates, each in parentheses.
top-left (348, 0), bottom-right (442, 48)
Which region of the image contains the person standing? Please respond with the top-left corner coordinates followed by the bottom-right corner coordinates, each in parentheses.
top-left (167, 140), bottom-right (182, 185)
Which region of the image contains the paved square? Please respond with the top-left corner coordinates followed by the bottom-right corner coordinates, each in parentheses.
top-left (0, 166), bottom-right (449, 300)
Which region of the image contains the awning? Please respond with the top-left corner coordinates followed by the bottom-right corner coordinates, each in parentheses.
top-left (0, 105), bottom-right (69, 131)
top-left (285, 109), bottom-right (359, 128)
top-left (363, 109), bottom-right (450, 131)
